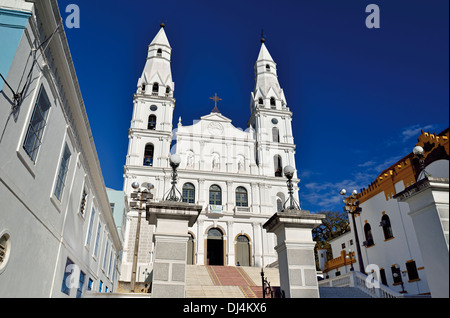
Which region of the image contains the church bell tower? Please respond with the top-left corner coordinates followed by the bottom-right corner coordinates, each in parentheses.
top-left (248, 37), bottom-right (297, 179)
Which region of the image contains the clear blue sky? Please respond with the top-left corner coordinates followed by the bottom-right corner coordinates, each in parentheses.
top-left (57, 0), bottom-right (449, 213)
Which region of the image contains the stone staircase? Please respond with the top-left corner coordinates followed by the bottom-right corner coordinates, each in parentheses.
top-left (185, 265), bottom-right (280, 298)
top-left (319, 287), bottom-right (373, 298)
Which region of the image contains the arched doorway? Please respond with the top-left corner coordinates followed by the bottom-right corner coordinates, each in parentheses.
top-left (187, 233), bottom-right (195, 265)
top-left (207, 228), bottom-right (224, 266)
top-left (236, 235), bottom-right (251, 266)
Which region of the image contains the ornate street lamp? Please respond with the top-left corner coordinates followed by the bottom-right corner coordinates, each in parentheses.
top-left (340, 189), bottom-right (365, 274)
top-left (413, 145), bottom-right (430, 180)
top-left (164, 154), bottom-right (183, 202)
top-left (283, 165), bottom-right (301, 211)
top-left (130, 181), bottom-right (154, 292)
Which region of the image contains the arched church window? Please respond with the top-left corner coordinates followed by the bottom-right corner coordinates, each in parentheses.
top-left (266, 64), bottom-right (271, 72)
top-left (208, 228), bottom-right (223, 237)
top-left (270, 98), bottom-right (276, 108)
top-left (182, 183), bottom-right (195, 204)
top-left (364, 223), bottom-right (374, 247)
top-left (157, 49), bottom-right (162, 57)
top-left (277, 198), bottom-right (283, 212)
top-left (272, 127), bottom-right (280, 143)
top-left (166, 86), bottom-right (171, 95)
top-left (235, 187), bottom-right (248, 207)
top-left (258, 98), bottom-right (264, 105)
top-left (148, 115), bottom-right (157, 130)
top-left (209, 185), bottom-right (222, 205)
top-left (141, 83), bottom-right (146, 93)
top-left (152, 83), bottom-right (159, 94)
top-left (143, 144), bottom-right (154, 166)
top-left (274, 155), bottom-right (283, 177)
top-left (381, 214), bottom-right (394, 240)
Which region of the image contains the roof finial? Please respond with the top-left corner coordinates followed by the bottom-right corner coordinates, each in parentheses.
top-left (160, 19), bottom-right (165, 28)
top-left (261, 29), bottom-right (265, 43)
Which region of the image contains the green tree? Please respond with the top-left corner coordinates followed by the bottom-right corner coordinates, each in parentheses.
top-left (313, 211), bottom-right (350, 270)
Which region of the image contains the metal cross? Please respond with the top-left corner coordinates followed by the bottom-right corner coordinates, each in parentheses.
top-left (210, 93), bottom-right (222, 113)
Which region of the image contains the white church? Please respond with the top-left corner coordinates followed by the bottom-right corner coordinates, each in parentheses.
top-left (120, 24), bottom-right (300, 284)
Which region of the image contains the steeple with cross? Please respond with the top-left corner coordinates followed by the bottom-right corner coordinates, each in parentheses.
top-left (210, 93), bottom-right (222, 113)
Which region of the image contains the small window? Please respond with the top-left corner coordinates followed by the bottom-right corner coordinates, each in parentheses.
top-left (406, 261), bottom-right (419, 281)
top-left (236, 187), bottom-right (248, 207)
top-left (157, 48), bottom-right (162, 57)
top-left (341, 243), bottom-right (346, 249)
top-left (144, 144), bottom-right (154, 166)
top-left (266, 64), bottom-right (271, 72)
top-left (93, 222), bottom-right (101, 257)
top-left (0, 234), bottom-right (10, 269)
top-left (152, 83), bottom-right (159, 94)
top-left (166, 86), bottom-right (171, 94)
top-left (77, 271), bottom-right (85, 298)
top-left (182, 183), bottom-right (195, 204)
top-left (148, 115), bottom-right (157, 130)
top-left (209, 185), bottom-right (222, 205)
top-left (270, 98), bottom-right (276, 108)
top-left (86, 208), bottom-right (96, 246)
top-left (258, 98), bottom-right (264, 105)
top-left (391, 265), bottom-right (402, 284)
top-left (274, 155), bottom-right (283, 177)
top-left (141, 83), bottom-right (146, 93)
top-left (99, 280), bottom-right (103, 293)
top-left (88, 278), bottom-right (93, 291)
top-left (381, 214), bottom-right (394, 240)
top-left (364, 223), bottom-right (374, 247)
top-left (61, 258), bottom-right (74, 296)
top-left (380, 268), bottom-right (388, 286)
top-left (272, 127), bottom-right (280, 143)
top-left (23, 86), bottom-right (51, 163)
top-left (79, 188), bottom-right (88, 217)
top-left (54, 144), bottom-right (71, 201)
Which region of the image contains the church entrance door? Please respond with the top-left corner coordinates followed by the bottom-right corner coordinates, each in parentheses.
top-left (236, 235), bottom-right (251, 266)
top-left (207, 228), bottom-right (224, 266)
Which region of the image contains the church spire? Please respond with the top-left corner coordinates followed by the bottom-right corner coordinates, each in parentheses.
top-left (137, 24), bottom-right (174, 97)
top-left (251, 39), bottom-right (287, 111)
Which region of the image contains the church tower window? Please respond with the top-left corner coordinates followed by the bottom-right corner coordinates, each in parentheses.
top-left (148, 115), bottom-right (157, 130)
top-left (141, 83), bottom-right (146, 93)
top-left (152, 83), bottom-right (159, 95)
top-left (274, 155), bottom-right (283, 177)
top-left (209, 185), bottom-right (222, 205)
top-left (270, 97), bottom-right (276, 108)
top-left (272, 127), bottom-right (280, 143)
top-left (166, 86), bottom-right (171, 95)
top-left (143, 144), bottom-right (154, 166)
top-left (157, 48), bottom-right (162, 57)
top-left (258, 98), bottom-right (263, 105)
top-left (182, 183), bottom-right (195, 204)
top-left (266, 64), bottom-right (271, 72)
top-left (235, 187), bottom-right (248, 207)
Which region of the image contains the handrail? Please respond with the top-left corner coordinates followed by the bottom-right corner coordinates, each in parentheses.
top-left (318, 271), bottom-right (430, 298)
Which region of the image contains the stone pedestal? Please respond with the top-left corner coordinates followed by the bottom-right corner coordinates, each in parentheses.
top-left (263, 210), bottom-right (325, 298)
top-left (146, 201), bottom-right (202, 298)
top-left (395, 177), bottom-right (449, 298)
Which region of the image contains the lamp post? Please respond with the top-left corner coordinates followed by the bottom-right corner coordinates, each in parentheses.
top-left (283, 165), bottom-right (301, 211)
top-left (129, 181), bottom-right (154, 292)
top-left (393, 265), bottom-right (407, 294)
top-left (340, 189), bottom-right (365, 274)
top-left (164, 154), bottom-right (183, 202)
top-left (347, 248), bottom-right (354, 271)
top-left (413, 145), bottom-right (430, 180)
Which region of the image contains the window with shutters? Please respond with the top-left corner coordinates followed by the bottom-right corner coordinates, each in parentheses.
top-left (79, 187), bottom-right (88, 217)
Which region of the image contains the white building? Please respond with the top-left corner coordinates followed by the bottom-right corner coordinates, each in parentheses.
top-left (120, 25), bottom-right (300, 284)
top-left (321, 129), bottom-right (449, 296)
top-left (0, 0), bottom-right (122, 297)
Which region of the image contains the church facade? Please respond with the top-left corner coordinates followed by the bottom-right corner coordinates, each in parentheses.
top-left (120, 25), bottom-right (300, 283)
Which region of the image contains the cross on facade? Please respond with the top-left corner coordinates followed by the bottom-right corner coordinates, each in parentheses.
top-left (210, 93), bottom-right (222, 113)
